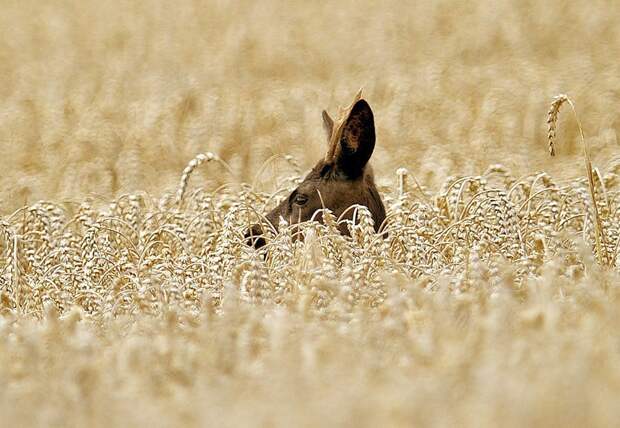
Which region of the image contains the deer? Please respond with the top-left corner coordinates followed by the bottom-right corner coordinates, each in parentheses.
top-left (246, 91), bottom-right (386, 249)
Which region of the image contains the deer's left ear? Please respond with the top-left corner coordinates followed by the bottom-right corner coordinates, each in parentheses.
top-left (335, 99), bottom-right (375, 178)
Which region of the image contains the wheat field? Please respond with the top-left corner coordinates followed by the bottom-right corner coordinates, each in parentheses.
top-left (2, 0), bottom-right (620, 427)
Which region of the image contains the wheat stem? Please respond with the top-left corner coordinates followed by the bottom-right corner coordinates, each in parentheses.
top-left (12, 234), bottom-right (20, 313)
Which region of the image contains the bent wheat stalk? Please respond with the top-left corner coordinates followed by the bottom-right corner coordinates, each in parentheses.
top-left (547, 94), bottom-right (607, 265)
top-left (175, 152), bottom-right (234, 207)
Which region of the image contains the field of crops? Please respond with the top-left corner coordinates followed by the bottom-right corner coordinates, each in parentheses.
top-left (2, 0), bottom-right (620, 426)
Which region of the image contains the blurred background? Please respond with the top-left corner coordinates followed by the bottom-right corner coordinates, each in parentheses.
top-left (1, 0), bottom-right (619, 213)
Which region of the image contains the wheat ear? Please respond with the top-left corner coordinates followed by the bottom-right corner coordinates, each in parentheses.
top-left (547, 94), bottom-right (568, 157)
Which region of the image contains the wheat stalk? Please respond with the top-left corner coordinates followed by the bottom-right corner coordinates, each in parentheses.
top-left (546, 94), bottom-right (607, 265)
top-left (176, 152), bottom-right (216, 206)
top-left (10, 233), bottom-right (20, 310)
top-left (175, 152), bottom-right (237, 207)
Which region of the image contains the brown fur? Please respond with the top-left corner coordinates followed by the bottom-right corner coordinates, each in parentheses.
top-left (247, 96), bottom-right (386, 248)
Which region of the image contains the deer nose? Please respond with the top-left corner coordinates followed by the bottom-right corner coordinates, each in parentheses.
top-left (245, 224), bottom-right (267, 249)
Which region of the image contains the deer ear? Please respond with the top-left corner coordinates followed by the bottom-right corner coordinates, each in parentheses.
top-left (335, 99), bottom-right (375, 178)
top-left (322, 110), bottom-right (334, 140)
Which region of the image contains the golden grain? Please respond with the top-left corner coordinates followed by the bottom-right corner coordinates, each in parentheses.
top-left (1, 1), bottom-right (620, 427)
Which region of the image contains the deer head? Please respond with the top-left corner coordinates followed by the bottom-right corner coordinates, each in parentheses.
top-left (247, 91), bottom-right (386, 248)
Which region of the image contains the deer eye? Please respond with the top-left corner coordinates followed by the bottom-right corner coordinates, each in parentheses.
top-left (293, 193), bottom-right (309, 206)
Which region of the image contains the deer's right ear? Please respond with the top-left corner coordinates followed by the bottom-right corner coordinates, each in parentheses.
top-left (322, 110), bottom-right (334, 140)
